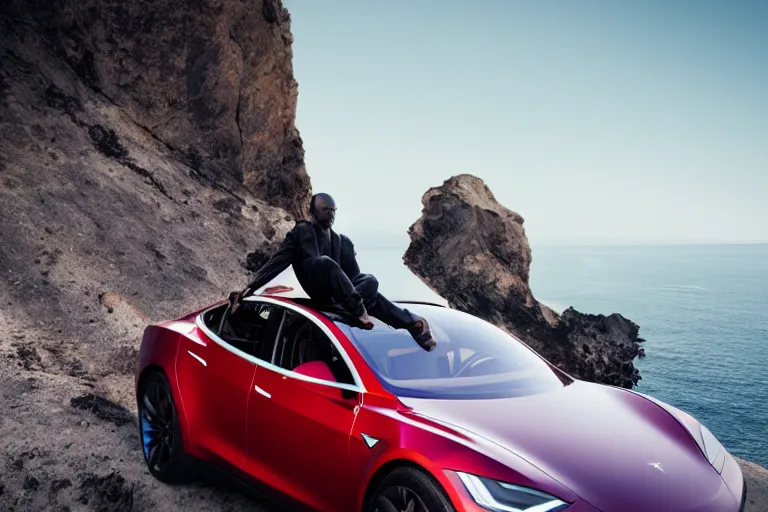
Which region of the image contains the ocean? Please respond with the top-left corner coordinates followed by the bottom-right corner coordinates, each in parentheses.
top-left (353, 243), bottom-right (768, 467)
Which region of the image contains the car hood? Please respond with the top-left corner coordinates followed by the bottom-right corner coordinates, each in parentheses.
top-left (400, 381), bottom-right (737, 512)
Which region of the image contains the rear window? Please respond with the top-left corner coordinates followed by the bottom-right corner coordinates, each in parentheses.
top-left (335, 304), bottom-right (568, 399)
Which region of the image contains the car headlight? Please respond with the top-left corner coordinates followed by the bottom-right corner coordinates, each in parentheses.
top-left (456, 472), bottom-right (569, 512)
top-left (638, 393), bottom-right (727, 473)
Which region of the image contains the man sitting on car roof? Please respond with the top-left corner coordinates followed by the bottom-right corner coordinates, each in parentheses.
top-left (229, 192), bottom-right (436, 352)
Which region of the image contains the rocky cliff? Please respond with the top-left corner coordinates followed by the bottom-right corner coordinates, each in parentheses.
top-left (404, 174), bottom-right (645, 388)
top-left (0, 0), bottom-right (305, 509)
top-left (1, 0), bottom-right (310, 217)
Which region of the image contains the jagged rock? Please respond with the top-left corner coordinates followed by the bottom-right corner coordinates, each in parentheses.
top-left (404, 174), bottom-right (645, 388)
top-left (0, 1), bottom-right (303, 339)
top-left (0, 0), bottom-right (310, 218)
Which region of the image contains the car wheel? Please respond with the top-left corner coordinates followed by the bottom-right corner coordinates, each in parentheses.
top-left (137, 371), bottom-right (191, 483)
top-left (368, 466), bottom-right (457, 512)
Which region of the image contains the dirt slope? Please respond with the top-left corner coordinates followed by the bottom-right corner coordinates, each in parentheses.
top-left (0, 0), bottom-right (304, 509)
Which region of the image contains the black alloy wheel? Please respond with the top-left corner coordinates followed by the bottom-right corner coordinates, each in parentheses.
top-left (138, 371), bottom-right (191, 483)
top-left (368, 467), bottom-right (456, 512)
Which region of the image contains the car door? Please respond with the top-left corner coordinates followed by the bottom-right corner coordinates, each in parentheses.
top-left (175, 302), bottom-right (280, 471)
top-left (245, 304), bottom-right (364, 512)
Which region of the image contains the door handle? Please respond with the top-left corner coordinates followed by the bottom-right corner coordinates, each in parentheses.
top-left (187, 350), bottom-right (207, 367)
top-left (254, 384), bottom-right (271, 399)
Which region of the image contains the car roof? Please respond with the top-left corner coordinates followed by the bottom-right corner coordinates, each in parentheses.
top-left (243, 264), bottom-right (450, 308)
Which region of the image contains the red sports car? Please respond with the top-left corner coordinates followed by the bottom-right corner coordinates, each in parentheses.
top-left (135, 272), bottom-right (746, 512)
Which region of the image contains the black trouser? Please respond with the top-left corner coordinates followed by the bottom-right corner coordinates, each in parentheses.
top-left (296, 256), bottom-right (417, 329)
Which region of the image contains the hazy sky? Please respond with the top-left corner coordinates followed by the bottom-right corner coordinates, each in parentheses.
top-left (283, 0), bottom-right (767, 247)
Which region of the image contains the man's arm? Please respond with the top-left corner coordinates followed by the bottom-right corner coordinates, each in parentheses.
top-left (240, 228), bottom-right (298, 297)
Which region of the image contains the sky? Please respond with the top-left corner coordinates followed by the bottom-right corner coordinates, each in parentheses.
top-left (282, 0), bottom-right (767, 248)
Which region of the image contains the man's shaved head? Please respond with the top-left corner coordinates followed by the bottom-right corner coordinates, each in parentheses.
top-left (310, 193), bottom-right (336, 229)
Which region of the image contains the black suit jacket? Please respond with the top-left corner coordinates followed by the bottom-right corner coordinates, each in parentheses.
top-left (243, 221), bottom-right (360, 296)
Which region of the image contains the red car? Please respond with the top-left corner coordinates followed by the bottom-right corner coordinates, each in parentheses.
top-left (136, 272), bottom-right (746, 512)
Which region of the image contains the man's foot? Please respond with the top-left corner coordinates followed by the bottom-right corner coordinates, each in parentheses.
top-left (344, 294), bottom-right (374, 330)
top-left (407, 316), bottom-right (436, 352)
top-left (358, 309), bottom-right (375, 330)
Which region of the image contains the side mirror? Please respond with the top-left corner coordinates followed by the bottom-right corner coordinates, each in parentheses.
top-left (341, 388), bottom-right (359, 400)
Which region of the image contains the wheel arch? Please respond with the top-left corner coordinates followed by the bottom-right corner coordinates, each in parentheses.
top-left (135, 360), bottom-right (191, 453)
top-left (136, 363), bottom-right (165, 395)
top-left (361, 458), bottom-right (443, 511)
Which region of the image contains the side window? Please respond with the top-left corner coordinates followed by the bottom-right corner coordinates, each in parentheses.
top-left (272, 309), bottom-right (355, 386)
top-left (216, 302), bottom-right (282, 361)
top-left (202, 303), bottom-right (228, 331)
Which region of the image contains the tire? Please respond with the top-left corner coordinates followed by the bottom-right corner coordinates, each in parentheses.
top-left (367, 466), bottom-right (457, 512)
top-left (137, 371), bottom-right (192, 484)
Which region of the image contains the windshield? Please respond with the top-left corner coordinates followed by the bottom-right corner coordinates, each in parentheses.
top-left (335, 304), bottom-right (569, 399)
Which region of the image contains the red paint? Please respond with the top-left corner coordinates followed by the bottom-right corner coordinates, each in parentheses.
top-left (137, 296), bottom-right (745, 512)
top-left (175, 327), bottom-right (258, 470)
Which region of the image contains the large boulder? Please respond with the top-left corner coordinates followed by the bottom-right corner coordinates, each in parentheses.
top-left (404, 174), bottom-right (645, 388)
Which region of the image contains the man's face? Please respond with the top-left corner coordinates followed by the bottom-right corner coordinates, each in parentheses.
top-left (313, 195), bottom-right (336, 228)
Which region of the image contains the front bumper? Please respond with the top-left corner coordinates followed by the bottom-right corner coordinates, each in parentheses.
top-left (444, 456), bottom-right (747, 512)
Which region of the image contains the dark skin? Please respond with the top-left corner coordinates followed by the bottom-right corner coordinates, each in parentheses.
top-left (311, 193), bottom-right (336, 230)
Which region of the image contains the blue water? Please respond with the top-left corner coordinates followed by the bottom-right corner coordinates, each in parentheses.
top-left (354, 244), bottom-right (768, 467)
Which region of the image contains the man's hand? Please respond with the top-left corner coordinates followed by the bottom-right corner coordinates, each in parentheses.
top-left (228, 288), bottom-right (248, 314)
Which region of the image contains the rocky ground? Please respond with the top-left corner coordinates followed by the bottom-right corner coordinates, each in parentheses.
top-left (0, 310), bottom-right (273, 512)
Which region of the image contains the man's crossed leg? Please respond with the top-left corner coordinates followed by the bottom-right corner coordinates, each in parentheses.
top-left (297, 256), bottom-right (436, 351)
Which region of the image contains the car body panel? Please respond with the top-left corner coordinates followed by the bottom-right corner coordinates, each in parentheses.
top-left (399, 381), bottom-right (738, 512)
top-left (136, 272), bottom-right (745, 512)
top-left (175, 321), bottom-right (258, 470)
top-left (246, 364), bottom-right (362, 511)
top-left (136, 324), bottom-right (189, 443)
top-left (350, 399), bottom-right (579, 511)
top-left (721, 450), bottom-right (747, 504)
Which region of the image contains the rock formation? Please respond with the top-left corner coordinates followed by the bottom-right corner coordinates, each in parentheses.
top-left (1, 0), bottom-right (310, 218)
top-left (404, 174), bottom-right (646, 388)
top-left (0, 0), bottom-right (308, 334)
top-left (0, 0), bottom-right (304, 509)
